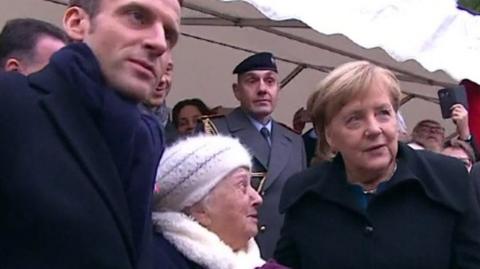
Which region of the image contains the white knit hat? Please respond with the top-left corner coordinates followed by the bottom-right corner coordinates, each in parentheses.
top-left (153, 134), bottom-right (252, 211)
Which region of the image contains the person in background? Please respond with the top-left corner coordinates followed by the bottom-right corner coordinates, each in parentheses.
top-left (275, 61), bottom-right (480, 268)
top-left (292, 106), bottom-right (317, 166)
top-left (199, 52), bottom-right (306, 259)
top-left (152, 134), bottom-right (265, 269)
top-left (409, 104), bottom-right (479, 159)
top-left (441, 138), bottom-right (475, 172)
top-left (0, 18), bottom-right (68, 74)
top-left (141, 49), bottom-right (177, 143)
top-left (0, 0), bottom-right (182, 268)
top-left (172, 98), bottom-right (211, 137)
top-left (408, 119), bottom-right (445, 152)
top-left (396, 111), bottom-right (409, 142)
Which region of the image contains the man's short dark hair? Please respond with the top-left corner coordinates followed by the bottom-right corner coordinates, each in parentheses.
top-left (68, 0), bottom-right (183, 18)
top-left (0, 18), bottom-right (68, 67)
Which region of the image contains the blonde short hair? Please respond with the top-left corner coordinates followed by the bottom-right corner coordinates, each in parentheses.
top-left (309, 61), bottom-right (401, 161)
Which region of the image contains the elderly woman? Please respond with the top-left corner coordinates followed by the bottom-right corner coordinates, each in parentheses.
top-left (152, 134), bottom-right (268, 269)
top-left (274, 61), bottom-right (480, 268)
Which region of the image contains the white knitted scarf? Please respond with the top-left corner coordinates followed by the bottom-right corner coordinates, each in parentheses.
top-left (152, 211), bottom-right (265, 269)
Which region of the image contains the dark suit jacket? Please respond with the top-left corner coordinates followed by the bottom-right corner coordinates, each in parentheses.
top-left (470, 162), bottom-right (480, 206)
top-left (211, 107), bottom-right (306, 259)
top-left (0, 67), bottom-right (135, 268)
top-left (275, 143), bottom-right (480, 269)
top-left (302, 128), bottom-right (317, 166)
top-left (153, 233), bottom-right (204, 269)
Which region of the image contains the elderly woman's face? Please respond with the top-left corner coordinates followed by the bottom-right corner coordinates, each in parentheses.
top-left (197, 167), bottom-right (262, 250)
top-left (325, 81), bottom-right (398, 175)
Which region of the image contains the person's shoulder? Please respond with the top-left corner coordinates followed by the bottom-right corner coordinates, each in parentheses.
top-left (400, 143), bottom-right (471, 212)
top-left (274, 121), bottom-right (303, 144)
top-left (0, 71), bottom-right (29, 91)
top-left (279, 161), bottom-right (332, 212)
top-left (0, 71), bottom-right (33, 105)
top-left (414, 145), bottom-right (466, 172)
top-left (275, 121), bottom-right (300, 135)
top-left (197, 114), bottom-right (229, 135)
top-left (153, 232), bottom-right (205, 269)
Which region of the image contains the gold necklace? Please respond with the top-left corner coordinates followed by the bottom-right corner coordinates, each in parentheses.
top-left (361, 161), bottom-right (397, 194)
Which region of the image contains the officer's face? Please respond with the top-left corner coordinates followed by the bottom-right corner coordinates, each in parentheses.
top-left (64, 0), bottom-right (180, 102)
top-left (233, 70), bottom-right (279, 121)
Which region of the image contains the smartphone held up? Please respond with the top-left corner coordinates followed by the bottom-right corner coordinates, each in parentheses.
top-left (437, 86), bottom-right (468, 119)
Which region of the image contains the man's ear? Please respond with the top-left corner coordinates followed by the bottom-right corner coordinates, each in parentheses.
top-left (63, 6), bottom-right (91, 41)
top-left (232, 82), bottom-right (241, 102)
top-left (4, 58), bottom-right (23, 73)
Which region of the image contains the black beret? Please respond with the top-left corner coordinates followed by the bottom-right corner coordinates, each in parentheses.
top-left (232, 52), bottom-right (278, 74)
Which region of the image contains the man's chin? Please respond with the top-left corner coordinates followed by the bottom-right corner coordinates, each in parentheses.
top-left (145, 98), bottom-right (164, 108)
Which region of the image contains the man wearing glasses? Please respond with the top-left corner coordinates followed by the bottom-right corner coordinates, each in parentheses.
top-left (409, 104), bottom-right (478, 159)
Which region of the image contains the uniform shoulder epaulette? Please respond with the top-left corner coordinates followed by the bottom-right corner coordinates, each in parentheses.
top-left (199, 114), bottom-right (225, 120)
top-left (199, 114), bottom-right (225, 135)
top-left (277, 121), bottom-right (301, 135)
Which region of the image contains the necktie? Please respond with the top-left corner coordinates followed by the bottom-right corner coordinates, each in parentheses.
top-left (260, 127), bottom-right (271, 146)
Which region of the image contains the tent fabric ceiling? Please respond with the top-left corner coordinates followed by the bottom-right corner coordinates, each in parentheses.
top-left (0, 0), bottom-right (465, 134)
top-left (231, 0), bottom-right (480, 85)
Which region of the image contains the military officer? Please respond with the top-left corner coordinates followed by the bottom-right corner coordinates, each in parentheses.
top-left (200, 52), bottom-right (306, 259)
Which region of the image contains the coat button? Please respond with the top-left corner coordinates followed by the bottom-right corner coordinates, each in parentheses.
top-left (363, 225), bottom-right (374, 236)
top-left (259, 225), bottom-right (267, 233)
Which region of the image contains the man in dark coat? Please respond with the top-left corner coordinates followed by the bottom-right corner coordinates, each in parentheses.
top-left (0, 0), bottom-right (181, 268)
top-left (200, 52), bottom-right (306, 259)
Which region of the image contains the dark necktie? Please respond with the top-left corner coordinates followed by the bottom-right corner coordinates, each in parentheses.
top-left (260, 127), bottom-right (271, 167)
top-left (260, 127), bottom-right (271, 146)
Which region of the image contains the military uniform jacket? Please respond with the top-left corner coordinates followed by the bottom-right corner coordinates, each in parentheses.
top-left (207, 107), bottom-right (306, 259)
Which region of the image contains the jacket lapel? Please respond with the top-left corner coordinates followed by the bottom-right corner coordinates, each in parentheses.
top-left (226, 108), bottom-right (269, 169)
top-left (29, 67), bottom-right (135, 262)
top-left (263, 122), bottom-right (290, 191)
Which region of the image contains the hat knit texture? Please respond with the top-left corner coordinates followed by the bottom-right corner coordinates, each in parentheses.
top-left (154, 134), bottom-right (252, 211)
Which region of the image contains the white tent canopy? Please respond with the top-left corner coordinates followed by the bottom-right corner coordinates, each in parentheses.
top-left (2, 0), bottom-right (475, 134)
top-left (233, 0), bottom-right (480, 84)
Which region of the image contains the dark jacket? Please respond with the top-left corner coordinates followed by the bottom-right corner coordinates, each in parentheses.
top-left (153, 233), bottom-right (204, 269)
top-left (302, 128), bottom-right (317, 166)
top-left (274, 143), bottom-right (480, 269)
top-left (0, 44), bottom-right (161, 269)
top-left (470, 162), bottom-right (480, 205)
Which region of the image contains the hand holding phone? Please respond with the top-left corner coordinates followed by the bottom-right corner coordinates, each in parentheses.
top-left (437, 86), bottom-right (468, 119)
